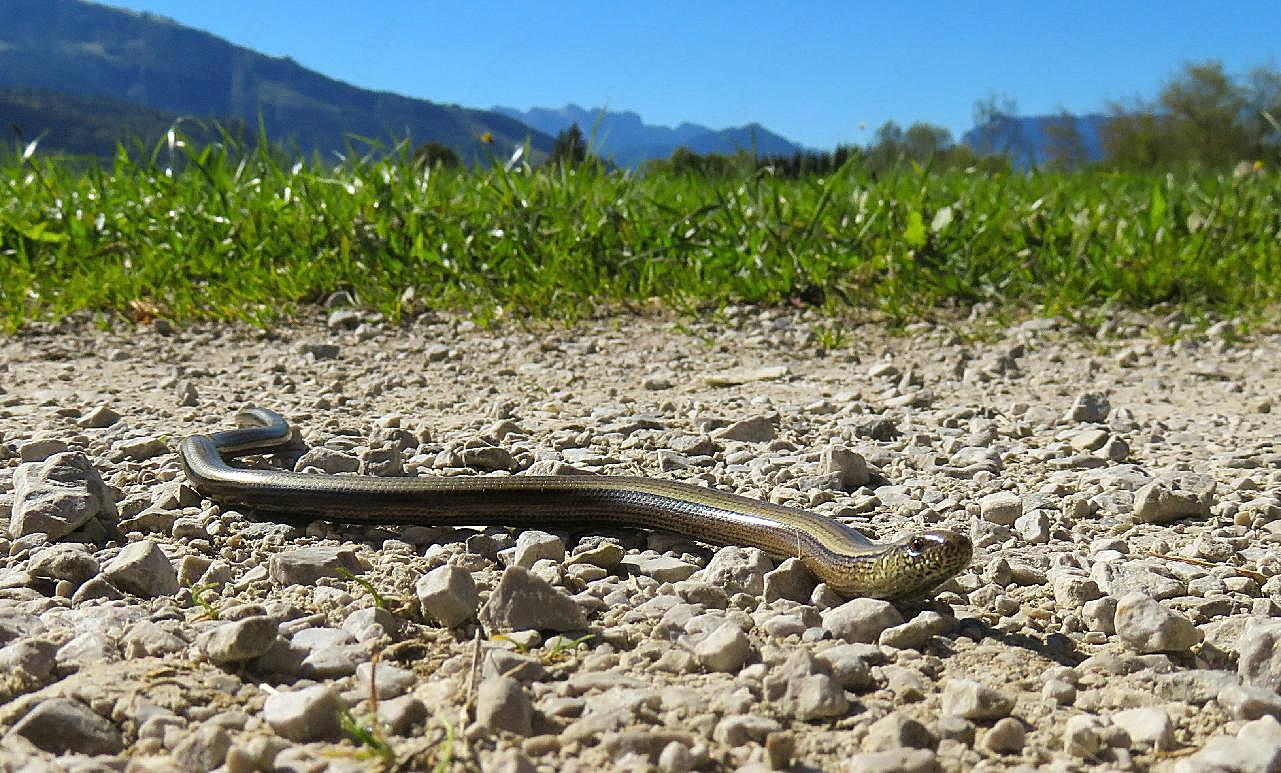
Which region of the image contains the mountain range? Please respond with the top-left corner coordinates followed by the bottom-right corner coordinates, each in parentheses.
top-left (0, 0), bottom-right (552, 160)
top-left (493, 104), bottom-right (807, 168)
top-left (0, 0), bottom-right (1109, 167)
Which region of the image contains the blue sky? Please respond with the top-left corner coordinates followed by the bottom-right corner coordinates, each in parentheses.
top-left (108, 1), bottom-right (1280, 149)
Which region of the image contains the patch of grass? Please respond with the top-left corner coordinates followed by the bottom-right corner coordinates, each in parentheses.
top-left (2, 128), bottom-right (1279, 330)
top-left (185, 581), bottom-right (221, 620)
top-left (336, 567), bottom-right (392, 610)
top-left (338, 706), bottom-right (396, 767)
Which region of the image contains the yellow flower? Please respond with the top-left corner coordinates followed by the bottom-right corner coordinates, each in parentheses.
top-left (1254, 160), bottom-right (1264, 172)
top-left (480, 132), bottom-right (493, 145)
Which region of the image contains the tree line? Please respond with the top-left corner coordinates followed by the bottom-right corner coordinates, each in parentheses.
top-left (520, 59), bottom-right (1281, 178)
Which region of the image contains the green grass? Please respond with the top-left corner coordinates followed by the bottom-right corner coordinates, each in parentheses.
top-left (1, 130), bottom-right (1279, 331)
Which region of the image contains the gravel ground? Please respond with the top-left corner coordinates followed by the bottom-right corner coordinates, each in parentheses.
top-left (1, 306), bottom-right (1280, 772)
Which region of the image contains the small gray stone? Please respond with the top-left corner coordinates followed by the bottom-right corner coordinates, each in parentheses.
top-left (694, 621), bottom-right (752, 673)
top-left (77, 405), bottom-right (120, 429)
top-left (172, 725), bottom-right (232, 771)
top-left (355, 661), bottom-right (415, 699)
top-left (844, 749), bottom-right (937, 773)
top-left (8, 697), bottom-right (123, 754)
top-left (177, 380), bottom-right (199, 407)
top-left (712, 714), bottom-right (782, 746)
top-left (763, 650), bottom-right (848, 720)
top-left (820, 446), bottom-right (870, 489)
top-left (696, 546), bottom-right (773, 596)
top-left (979, 491), bottom-right (1022, 526)
top-left (509, 530), bottom-right (565, 568)
top-left (117, 436), bottom-right (168, 460)
top-left (1065, 393), bottom-right (1110, 423)
top-left (262, 685), bottom-right (345, 742)
top-left (18, 437), bottom-right (69, 462)
top-left (0, 639), bottom-right (57, 684)
top-left (814, 645), bottom-right (874, 691)
top-left (1111, 707), bottom-right (1174, 751)
top-left (1173, 733), bottom-right (1281, 773)
top-left (1114, 592), bottom-right (1202, 653)
top-left (198, 616), bottom-right (279, 664)
top-left (1238, 622), bottom-right (1281, 692)
top-left (980, 717), bottom-right (1026, 755)
top-left (102, 539), bottom-right (179, 597)
top-left (268, 546), bottom-right (362, 585)
top-left (461, 445), bottom-right (516, 471)
top-left (416, 564), bottom-right (478, 627)
top-left (712, 415), bottom-right (775, 443)
top-left (1219, 685), bottom-right (1281, 720)
top-left (940, 678), bottom-right (1014, 720)
top-left (376, 694), bottom-right (428, 735)
top-left (299, 343), bottom-right (340, 360)
top-left (361, 446), bottom-right (402, 477)
top-left (567, 541), bottom-right (624, 569)
top-left (28, 544), bottom-right (100, 585)
top-left (1052, 574), bottom-right (1103, 608)
top-left (763, 558), bottom-right (817, 603)
top-left (620, 553), bottom-right (699, 583)
top-left (11, 452), bottom-right (116, 540)
top-left (326, 308), bottom-right (361, 330)
top-left (1063, 714), bottom-right (1108, 758)
top-left (482, 649), bottom-right (547, 683)
top-left (1133, 476), bottom-right (1215, 524)
top-left (120, 620), bottom-right (186, 658)
top-left (822, 598), bottom-right (904, 643)
top-left (479, 566), bottom-right (587, 632)
top-left (863, 712), bottom-right (935, 751)
top-left (476, 676), bottom-right (533, 735)
top-left (879, 611), bottom-right (951, 650)
top-left (294, 447), bottom-right (359, 474)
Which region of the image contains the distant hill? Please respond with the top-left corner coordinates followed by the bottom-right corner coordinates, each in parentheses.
top-left (0, 0), bottom-right (553, 160)
top-left (0, 86), bottom-right (240, 160)
top-left (494, 103), bottom-right (807, 167)
top-left (962, 114), bottom-right (1110, 167)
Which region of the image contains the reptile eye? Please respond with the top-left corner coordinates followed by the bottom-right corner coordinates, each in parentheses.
top-left (907, 536), bottom-right (928, 555)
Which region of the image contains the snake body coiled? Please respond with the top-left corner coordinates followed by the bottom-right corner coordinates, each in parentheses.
top-left (178, 409), bottom-right (973, 599)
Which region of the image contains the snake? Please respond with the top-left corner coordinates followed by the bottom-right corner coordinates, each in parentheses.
top-left (177, 408), bottom-right (973, 600)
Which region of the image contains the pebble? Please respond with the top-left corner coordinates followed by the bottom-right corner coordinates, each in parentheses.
top-left (267, 546), bottom-right (363, 585)
top-left (696, 546), bottom-right (773, 596)
top-left (198, 616), bottom-right (279, 664)
top-left (10, 452), bottom-right (115, 539)
top-left (693, 621), bottom-right (752, 673)
top-left (262, 684), bottom-right (345, 742)
top-left (508, 530), bottom-right (565, 568)
top-left (101, 538), bottom-right (179, 597)
top-left (479, 566), bottom-right (587, 632)
top-left (1114, 592), bottom-right (1202, 653)
top-left (819, 445), bottom-right (869, 489)
top-left (476, 676), bottom-right (533, 735)
top-left (171, 724), bottom-right (232, 770)
top-left (416, 563), bottom-right (479, 627)
top-left (713, 714), bottom-right (781, 746)
top-left (821, 598), bottom-right (904, 643)
top-left (712, 415), bottom-right (776, 443)
top-left (76, 405), bottom-right (120, 428)
top-left (979, 491), bottom-right (1022, 526)
top-left (864, 712), bottom-right (935, 751)
top-left (940, 678), bottom-right (1015, 720)
top-left (8, 697), bottom-right (123, 754)
top-left (843, 749), bottom-right (937, 773)
top-left (1110, 706), bottom-right (1174, 751)
top-left (1132, 475), bottom-right (1215, 523)
top-left (974, 719), bottom-right (1023, 758)
top-left (1238, 622), bottom-right (1281, 691)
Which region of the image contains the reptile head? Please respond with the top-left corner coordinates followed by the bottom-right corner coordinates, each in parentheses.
top-left (872, 529), bottom-right (973, 600)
